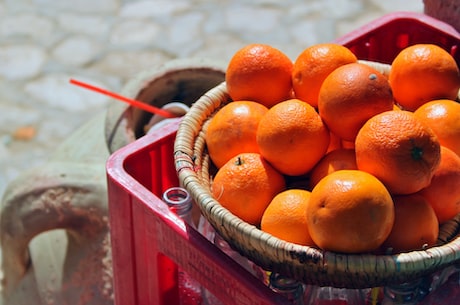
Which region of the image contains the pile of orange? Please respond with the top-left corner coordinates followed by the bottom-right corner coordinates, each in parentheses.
top-left (207, 42), bottom-right (460, 255)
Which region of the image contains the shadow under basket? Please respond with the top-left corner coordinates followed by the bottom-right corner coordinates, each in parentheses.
top-left (174, 79), bottom-right (460, 289)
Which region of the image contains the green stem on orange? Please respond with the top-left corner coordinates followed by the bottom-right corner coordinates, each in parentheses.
top-left (235, 156), bottom-right (243, 166)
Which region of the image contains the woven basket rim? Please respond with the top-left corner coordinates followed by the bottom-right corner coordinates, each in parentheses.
top-left (173, 62), bottom-right (460, 288)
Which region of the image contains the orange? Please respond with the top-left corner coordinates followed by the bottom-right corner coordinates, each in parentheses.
top-left (318, 62), bottom-right (394, 141)
top-left (418, 146), bottom-right (460, 224)
top-left (355, 110), bottom-right (441, 195)
top-left (381, 193), bottom-right (439, 254)
top-left (414, 99), bottom-right (460, 156)
top-left (292, 43), bottom-right (357, 107)
top-left (261, 189), bottom-right (316, 246)
top-left (211, 153), bottom-right (286, 225)
top-left (389, 44), bottom-right (460, 111)
top-left (341, 139), bottom-right (355, 149)
top-left (393, 103), bottom-right (403, 111)
top-left (307, 170), bottom-right (394, 253)
top-left (308, 148), bottom-right (358, 190)
top-left (326, 132), bottom-right (342, 153)
top-left (256, 99), bottom-right (330, 176)
top-left (205, 100), bottom-right (268, 168)
top-left (226, 43), bottom-right (293, 108)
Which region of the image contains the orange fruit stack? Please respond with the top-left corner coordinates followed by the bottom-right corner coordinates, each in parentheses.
top-left (414, 99), bottom-right (460, 156)
top-left (256, 99), bottom-right (329, 176)
top-left (308, 148), bottom-right (357, 189)
top-left (261, 189), bottom-right (315, 246)
top-left (389, 44), bottom-right (460, 111)
top-left (292, 43), bottom-right (357, 107)
top-left (205, 42), bottom-right (460, 254)
top-left (211, 153), bottom-right (285, 226)
top-left (355, 110), bottom-right (441, 195)
top-left (381, 193), bottom-right (439, 253)
top-left (318, 62), bottom-right (394, 141)
top-left (307, 170), bottom-right (395, 253)
top-left (205, 101), bottom-right (268, 168)
top-left (226, 43), bottom-right (293, 108)
top-left (418, 146), bottom-right (460, 224)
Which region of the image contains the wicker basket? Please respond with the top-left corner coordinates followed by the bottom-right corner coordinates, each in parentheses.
top-left (174, 61), bottom-right (460, 288)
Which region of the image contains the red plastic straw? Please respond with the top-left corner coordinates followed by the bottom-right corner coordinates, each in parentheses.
top-left (69, 78), bottom-right (177, 118)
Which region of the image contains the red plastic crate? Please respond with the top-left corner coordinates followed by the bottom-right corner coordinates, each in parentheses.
top-left (334, 11), bottom-right (460, 66)
top-left (106, 12), bottom-right (460, 305)
top-left (106, 120), bottom-right (291, 305)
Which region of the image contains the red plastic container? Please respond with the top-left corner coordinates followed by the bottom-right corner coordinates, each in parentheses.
top-left (106, 12), bottom-right (460, 305)
top-left (106, 120), bottom-right (291, 305)
top-left (334, 11), bottom-right (460, 66)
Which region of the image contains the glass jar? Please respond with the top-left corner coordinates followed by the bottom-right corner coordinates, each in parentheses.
top-left (305, 286), bottom-right (368, 305)
top-left (269, 272), bottom-right (305, 305)
top-left (163, 187), bottom-right (203, 304)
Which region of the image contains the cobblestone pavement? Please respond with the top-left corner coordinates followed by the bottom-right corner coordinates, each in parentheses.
top-left (0, 0), bottom-right (426, 285)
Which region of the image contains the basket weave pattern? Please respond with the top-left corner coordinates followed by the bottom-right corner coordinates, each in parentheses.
top-left (174, 65), bottom-right (460, 288)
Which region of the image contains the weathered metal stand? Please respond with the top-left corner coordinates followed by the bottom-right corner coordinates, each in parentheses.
top-left (1, 111), bottom-right (112, 305)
